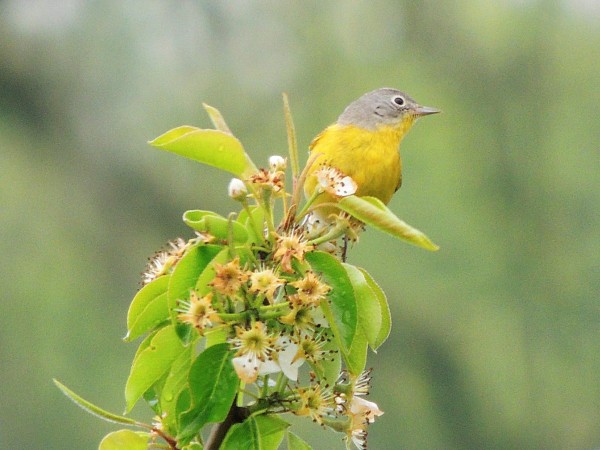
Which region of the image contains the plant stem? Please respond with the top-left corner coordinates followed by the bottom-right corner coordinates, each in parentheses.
top-left (205, 403), bottom-right (248, 450)
top-left (227, 212), bottom-right (238, 256)
top-left (275, 372), bottom-right (288, 396)
top-left (150, 426), bottom-right (180, 450)
top-left (241, 200), bottom-right (264, 244)
top-left (295, 188), bottom-right (322, 220)
top-left (262, 190), bottom-right (276, 237)
top-left (308, 220), bottom-right (350, 246)
top-left (260, 302), bottom-right (290, 311)
top-left (291, 152), bottom-right (320, 216)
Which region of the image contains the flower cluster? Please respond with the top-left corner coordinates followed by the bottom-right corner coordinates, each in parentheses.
top-left (136, 155), bottom-right (384, 449)
top-left (174, 242), bottom-right (334, 384)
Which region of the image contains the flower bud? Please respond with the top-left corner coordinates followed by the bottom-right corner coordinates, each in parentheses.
top-left (228, 178), bottom-right (247, 200)
top-left (268, 155), bottom-right (286, 172)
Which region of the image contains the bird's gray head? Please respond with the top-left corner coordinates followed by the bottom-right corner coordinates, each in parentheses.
top-left (336, 88), bottom-right (439, 130)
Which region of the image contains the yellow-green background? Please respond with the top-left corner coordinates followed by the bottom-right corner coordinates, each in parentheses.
top-left (1, 2), bottom-right (599, 449)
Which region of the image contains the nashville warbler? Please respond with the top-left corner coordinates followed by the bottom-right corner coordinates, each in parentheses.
top-left (304, 88), bottom-right (440, 214)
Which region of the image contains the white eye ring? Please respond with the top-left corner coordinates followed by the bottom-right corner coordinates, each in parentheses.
top-left (393, 96), bottom-right (405, 106)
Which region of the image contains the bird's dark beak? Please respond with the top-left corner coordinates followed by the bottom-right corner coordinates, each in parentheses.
top-left (413, 105), bottom-right (441, 116)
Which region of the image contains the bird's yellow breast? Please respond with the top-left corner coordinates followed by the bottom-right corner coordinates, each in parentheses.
top-left (305, 117), bottom-right (415, 205)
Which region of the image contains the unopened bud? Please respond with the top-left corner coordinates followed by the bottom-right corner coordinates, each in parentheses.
top-left (269, 155), bottom-right (286, 172)
top-left (228, 178), bottom-right (247, 200)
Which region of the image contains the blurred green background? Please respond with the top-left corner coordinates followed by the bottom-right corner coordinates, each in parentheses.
top-left (1, 1), bottom-right (599, 449)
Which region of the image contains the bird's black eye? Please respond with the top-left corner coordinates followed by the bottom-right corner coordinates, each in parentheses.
top-left (393, 96), bottom-right (405, 106)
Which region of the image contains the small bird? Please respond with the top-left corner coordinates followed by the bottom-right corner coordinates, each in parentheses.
top-left (304, 88), bottom-right (440, 209)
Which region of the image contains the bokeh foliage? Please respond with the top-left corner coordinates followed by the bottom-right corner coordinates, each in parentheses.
top-left (1, 1), bottom-right (599, 449)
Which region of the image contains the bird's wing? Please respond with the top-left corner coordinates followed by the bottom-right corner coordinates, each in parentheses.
top-left (308, 128), bottom-right (328, 153)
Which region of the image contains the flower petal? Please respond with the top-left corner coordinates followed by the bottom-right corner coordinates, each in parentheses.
top-left (232, 353), bottom-right (260, 383)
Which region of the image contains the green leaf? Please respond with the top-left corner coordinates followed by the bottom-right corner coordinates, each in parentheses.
top-left (309, 331), bottom-right (340, 386)
top-left (221, 415), bottom-right (289, 450)
top-left (286, 431), bottom-right (313, 450)
top-left (125, 275), bottom-right (170, 341)
top-left (305, 251), bottom-right (357, 355)
top-left (177, 343), bottom-right (239, 441)
top-left (343, 264), bottom-right (381, 351)
top-left (237, 205), bottom-right (266, 245)
top-left (160, 346), bottom-right (193, 433)
top-left (53, 379), bottom-right (138, 426)
top-left (175, 387), bottom-right (191, 430)
top-left (337, 195), bottom-right (439, 251)
top-left (143, 376), bottom-right (166, 415)
top-left (125, 325), bottom-right (186, 412)
top-left (99, 430), bottom-right (149, 450)
top-left (205, 326), bottom-right (229, 348)
top-left (204, 215), bottom-right (248, 244)
top-left (148, 126), bottom-right (257, 178)
top-left (195, 247), bottom-right (230, 294)
top-left (168, 244), bottom-right (223, 340)
top-left (346, 327), bottom-right (368, 375)
top-left (131, 330), bottom-right (157, 366)
top-left (183, 210), bottom-right (248, 244)
top-left (182, 209), bottom-right (221, 223)
top-left (182, 444), bottom-right (204, 450)
top-left (359, 268), bottom-right (391, 350)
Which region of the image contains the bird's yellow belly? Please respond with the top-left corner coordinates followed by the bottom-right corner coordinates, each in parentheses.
top-left (307, 124), bottom-right (403, 205)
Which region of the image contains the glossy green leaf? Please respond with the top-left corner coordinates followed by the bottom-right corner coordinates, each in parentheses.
top-left (286, 431), bottom-right (313, 450)
top-left (177, 343), bottom-right (239, 441)
top-left (337, 195), bottom-right (439, 251)
top-left (99, 430), bottom-right (149, 450)
top-left (148, 126), bottom-right (257, 178)
top-left (206, 215), bottom-right (248, 243)
top-left (305, 251), bottom-right (357, 354)
top-left (346, 326), bottom-right (368, 376)
top-left (125, 275), bottom-right (170, 342)
top-left (182, 209), bottom-right (220, 223)
top-left (359, 268), bottom-right (391, 350)
top-left (183, 210), bottom-right (248, 244)
top-left (205, 326), bottom-right (229, 348)
top-left (343, 264), bottom-right (381, 350)
top-left (53, 379), bottom-right (138, 426)
top-left (168, 244), bottom-right (223, 340)
top-left (160, 346), bottom-right (193, 433)
top-left (131, 330), bottom-right (157, 366)
top-left (125, 325), bottom-right (186, 412)
top-left (221, 415), bottom-right (289, 450)
top-left (175, 387), bottom-right (191, 431)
